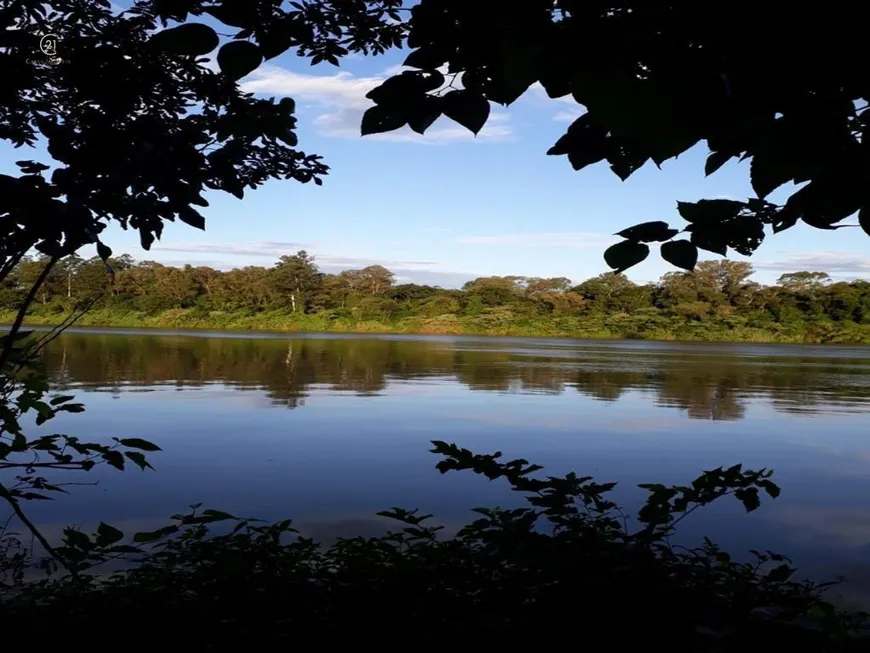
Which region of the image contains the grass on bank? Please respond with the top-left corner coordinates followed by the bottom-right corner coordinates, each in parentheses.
top-left (3, 307), bottom-right (870, 344)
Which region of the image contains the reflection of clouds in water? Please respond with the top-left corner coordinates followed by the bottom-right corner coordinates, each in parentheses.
top-left (771, 505), bottom-right (870, 549)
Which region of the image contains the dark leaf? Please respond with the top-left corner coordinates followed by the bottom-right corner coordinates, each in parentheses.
top-left (102, 450), bottom-right (125, 471)
top-left (403, 48), bottom-right (445, 70)
top-left (734, 487), bottom-right (761, 512)
top-left (177, 206), bottom-right (205, 230)
top-left (766, 563), bottom-right (795, 582)
top-left (750, 151), bottom-right (793, 199)
top-left (406, 95), bottom-right (443, 135)
top-left (441, 90), bottom-right (490, 136)
top-left (96, 241), bottom-right (112, 262)
top-left (360, 105), bottom-right (407, 136)
top-left (149, 23), bottom-right (219, 57)
top-left (689, 230), bottom-right (728, 256)
top-left (133, 525), bottom-right (179, 543)
top-left (118, 438), bottom-right (162, 452)
top-left (125, 451), bottom-right (154, 471)
top-left (758, 479), bottom-right (781, 499)
top-left (615, 221), bottom-right (679, 243)
top-left (603, 240), bottom-right (650, 273)
top-left (705, 151), bottom-right (733, 176)
top-left (660, 240), bottom-right (699, 271)
top-left (203, 3), bottom-right (255, 28)
top-left (63, 529), bottom-right (91, 550)
top-left (95, 522), bottom-right (124, 547)
top-left (860, 207), bottom-right (870, 238)
top-left (676, 199), bottom-right (746, 224)
top-left (217, 40), bottom-right (263, 81)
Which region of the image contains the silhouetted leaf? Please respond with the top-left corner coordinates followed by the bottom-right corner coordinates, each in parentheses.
top-left (689, 230), bottom-right (728, 256)
top-left (767, 564), bottom-right (795, 582)
top-left (750, 152), bottom-right (792, 199)
top-left (615, 221), bottom-right (679, 243)
top-left (676, 200), bottom-right (745, 224)
top-left (361, 105), bottom-right (406, 135)
top-left (403, 48), bottom-right (445, 70)
top-left (406, 95), bottom-right (443, 134)
top-left (603, 240), bottom-right (650, 273)
top-left (96, 241), bottom-right (112, 262)
top-left (178, 206), bottom-right (205, 230)
top-left (705, 151), bottom-right (732, 176)
top-left (441, 90), bottom-right (490, 136)
top-left (125, 451), bottom-right (154, 471)
top-left (102, 450), bottom-right (125, 470)
top-left (203, 2), bottom-right (254, 28)
top-left (660, 240), bottom-right (699, 271)
top-left (150, 23), bottom-right (219, 56)
top-left (133, 525), bottom-right (179, 543)
top-left (117, 438), bottom-right (162, 452)
top-left (96, 522), bottom-right (124, 547)
top-left (217, 40), bottom-right (263, 81)
top-left (734, 487), bottom-right (760, 512)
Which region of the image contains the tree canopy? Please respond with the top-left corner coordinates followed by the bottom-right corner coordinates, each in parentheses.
top-left (361, 1), bottom-right (870, 273)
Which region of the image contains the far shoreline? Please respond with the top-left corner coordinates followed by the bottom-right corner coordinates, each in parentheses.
top-left (2, 310), bottom-right (868, 348)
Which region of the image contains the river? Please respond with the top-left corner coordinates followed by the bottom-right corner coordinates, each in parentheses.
top-left (12, 328), bottom-right (870, 606)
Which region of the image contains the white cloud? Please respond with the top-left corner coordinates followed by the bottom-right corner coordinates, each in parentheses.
top-left (155, 241), bottom-right (442, 269)
top-left (153, 241), bottom-right (306, 257)
top-left (754, 250), bottom-right (870, 275)
top-left (240, 65), bottom-right (513, 143)
top-left (458, 232), bottom-right (616, 248)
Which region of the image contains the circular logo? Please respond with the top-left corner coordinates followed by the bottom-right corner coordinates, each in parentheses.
top-left (39, 34), bottom-right (58, 57)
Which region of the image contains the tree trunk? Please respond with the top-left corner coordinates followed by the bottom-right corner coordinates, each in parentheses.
top-left (290, 292), bottom-right (296, 313)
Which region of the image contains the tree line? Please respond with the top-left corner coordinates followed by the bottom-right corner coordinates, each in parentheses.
top-left (3, 251), bottom-right (868, 337)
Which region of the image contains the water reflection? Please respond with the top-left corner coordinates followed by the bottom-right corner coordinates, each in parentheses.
top-left (37, 331), bottom-right (870, 420)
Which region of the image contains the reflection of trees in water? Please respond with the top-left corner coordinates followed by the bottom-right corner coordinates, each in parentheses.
top-left (37, 334), bottom-right (870, 420)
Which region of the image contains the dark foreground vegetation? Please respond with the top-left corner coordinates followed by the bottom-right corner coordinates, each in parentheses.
top-left (4, 252), bottom-right (870, 343)
top-left (2, 439), bottom-right (869, 649)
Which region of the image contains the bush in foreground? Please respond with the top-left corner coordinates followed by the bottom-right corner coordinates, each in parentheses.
top-left (2, 442), bottom-right (869, 650)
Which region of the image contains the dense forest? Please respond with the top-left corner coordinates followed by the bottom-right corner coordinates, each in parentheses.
top-left (2, 251), bottom-right (870, 343)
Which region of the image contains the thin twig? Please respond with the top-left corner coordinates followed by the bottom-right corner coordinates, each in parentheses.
top-left (0, 482), bottom-right (69, 573)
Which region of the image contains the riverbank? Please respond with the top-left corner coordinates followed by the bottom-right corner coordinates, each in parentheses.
top-left (4, 307), bottom-right (870, 344)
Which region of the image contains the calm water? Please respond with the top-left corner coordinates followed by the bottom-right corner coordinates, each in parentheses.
top-left (14, 328), bottom-right (870, 605)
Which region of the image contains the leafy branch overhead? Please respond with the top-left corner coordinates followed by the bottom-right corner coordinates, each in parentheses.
top-left (1, 0), bottom-right (405, 263)
top-left (361, 1), bottom-right (870, 271)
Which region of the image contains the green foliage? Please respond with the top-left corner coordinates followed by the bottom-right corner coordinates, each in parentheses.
top-left (2, 443), bottom-right (867, 648)
top-left (365, 2), bottom-right (870, 272)
top-left (7, 255), bottom-right (870, 344)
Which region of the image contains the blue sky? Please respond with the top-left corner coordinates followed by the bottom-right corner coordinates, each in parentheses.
top-left (5, 8), bottom-right (870, 288)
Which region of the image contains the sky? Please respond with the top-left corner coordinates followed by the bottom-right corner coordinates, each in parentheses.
top-left (4, 6), bottom-right (870, 288)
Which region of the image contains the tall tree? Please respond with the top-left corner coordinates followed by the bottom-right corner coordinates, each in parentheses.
top-left (271, 250), bottom-right (322, 313)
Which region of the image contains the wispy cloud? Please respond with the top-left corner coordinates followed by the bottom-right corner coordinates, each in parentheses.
top-left (153, 242), bottom-right (306, 257)
top-left (153, 241), bottom-right (441, 270)
top-left (754, 250), bottom-right (870, 275)
top-left (146, 242), bottom-right (479, 287)
top-left (240, 65), bottom-right (513, 143)
top-left (458, 232), bottom-right (615, 248)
